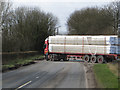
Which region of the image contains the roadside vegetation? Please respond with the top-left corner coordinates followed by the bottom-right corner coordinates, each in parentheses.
top-left (2, 55), bottom-right (44, 72)
top-left (107, 62), bottom-right (118, 76)
top-left (93, 63), bottom-right (118, 88)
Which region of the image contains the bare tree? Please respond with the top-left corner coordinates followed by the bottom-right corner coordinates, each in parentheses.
top-left (2, 7), bottom-right (58, 52)
top-left (104, 1), bottom-right (120, 34)
top-left (0, 0), bottom-right (12, 31)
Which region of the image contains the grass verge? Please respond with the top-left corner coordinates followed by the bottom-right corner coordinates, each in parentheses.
top-left (2, 55), bottom-right (44, 72)
top-left (107, 63), bottom-right (118, 76)
top-left (93, 64), bottom-right (118, 88)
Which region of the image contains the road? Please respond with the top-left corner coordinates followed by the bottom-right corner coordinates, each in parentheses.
top-left (2, 60), bottom-right (86, 89)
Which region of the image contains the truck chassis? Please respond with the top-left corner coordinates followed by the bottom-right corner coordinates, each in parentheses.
top-left (45, 52), bottom-right (120, 63)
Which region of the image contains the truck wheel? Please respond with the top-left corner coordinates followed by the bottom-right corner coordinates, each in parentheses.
top-left (90, 55), bottom-right (97, 63)
top-left (52, 56), bottom-right (55, 61)
top-left (84, 55), bottom-right (90, 62)
top-left (49, 55), bottom-right (52, 61)
top-left (63, 56), bottom-right (68, 61)
top-left (51, 54), bottom-right (55, 61)
top-left (45, 55), bottom-right (49, 61)
top-left (97, 56), bottom-right (104, 64)
top-left (64, 59), bottom-right (69, 61)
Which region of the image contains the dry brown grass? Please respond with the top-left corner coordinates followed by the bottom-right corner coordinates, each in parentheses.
top-left (107, 62), bottom-right (118, 76)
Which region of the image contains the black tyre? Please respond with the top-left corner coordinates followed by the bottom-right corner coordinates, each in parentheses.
top-left (49, 55), bottom-right (52, 61)
top-left (63, 56), bottom-right (68, 61)
top-left (64, 59), bottom-right (69, 61)
top-left (50, 54), bottom-right (55, 61)
top-left (45, 55), bottom-right (49, 61)
top-left (90, 55), bottom-right (97, 63)
top-left (84, 55), bottom-right (90, 62)
top-left (97, 55), bottom-right (104, 64)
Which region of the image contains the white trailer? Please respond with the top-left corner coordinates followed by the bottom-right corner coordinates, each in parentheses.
top-left (44, 35), bottom-right (120, 63)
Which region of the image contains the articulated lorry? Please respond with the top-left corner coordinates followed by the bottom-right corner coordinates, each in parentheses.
top-left (44, 35), bottom-right (120, 63)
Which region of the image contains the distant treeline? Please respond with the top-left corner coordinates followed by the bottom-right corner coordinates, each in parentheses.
top-left (67, 1), bottom-right (120, 35)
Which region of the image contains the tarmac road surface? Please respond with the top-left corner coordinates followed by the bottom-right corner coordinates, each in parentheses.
top-left (2, 60), bottom-right (86, 89)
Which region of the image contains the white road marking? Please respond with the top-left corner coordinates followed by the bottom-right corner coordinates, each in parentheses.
top-left (15, 81), bottom-right (32, 90)
top-left (36, 77), bottom-right (39, 78)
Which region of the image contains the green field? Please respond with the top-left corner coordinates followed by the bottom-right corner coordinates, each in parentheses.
top-left (93, 64), bottom-right (118, 88)
top-left (2, 55), bottom-right (44, 71)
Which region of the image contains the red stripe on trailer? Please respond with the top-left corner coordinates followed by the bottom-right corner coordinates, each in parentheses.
top-left (49, 52), bottom-right (118, 56)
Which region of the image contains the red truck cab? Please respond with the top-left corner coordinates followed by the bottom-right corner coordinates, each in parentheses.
top-left (44, 38), bottom-right (49, 60)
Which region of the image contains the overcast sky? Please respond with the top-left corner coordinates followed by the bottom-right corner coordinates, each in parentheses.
top-left (11, 0), bottom-right (114, 34)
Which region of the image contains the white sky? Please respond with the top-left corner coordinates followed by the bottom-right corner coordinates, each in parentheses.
top-left (11, 0), bottom-right (115, 2)
top-left (11, 0), bottom-right (115, 34)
